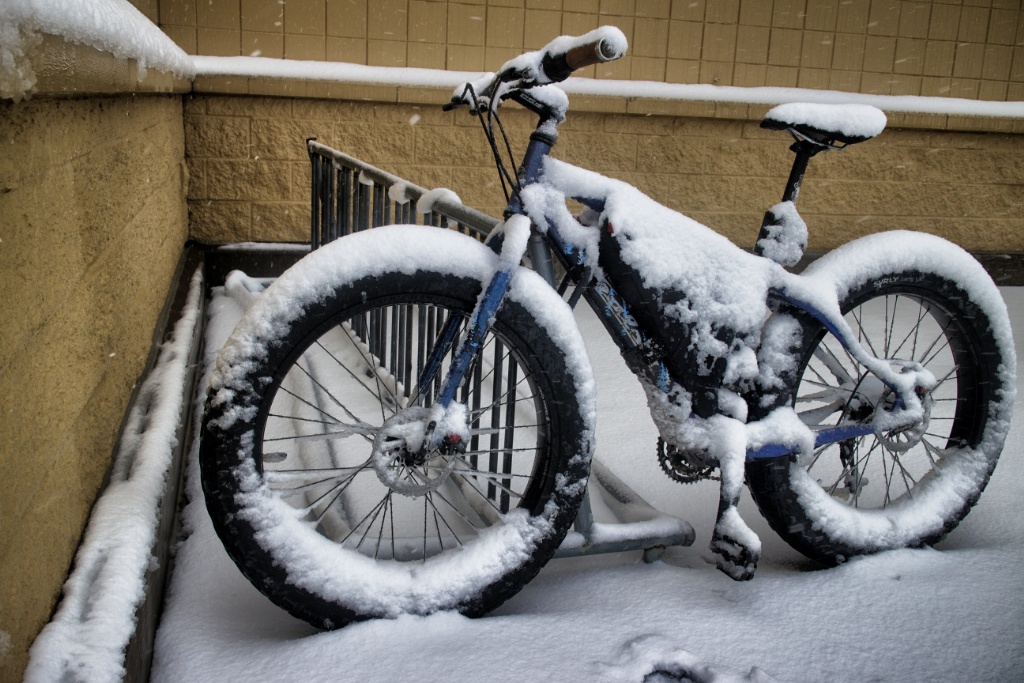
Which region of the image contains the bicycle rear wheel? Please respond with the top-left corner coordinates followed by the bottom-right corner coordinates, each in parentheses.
top-left (748, 235), bottom-right (1014, 564)
top-left (201, 228), bottom-right (594, 628)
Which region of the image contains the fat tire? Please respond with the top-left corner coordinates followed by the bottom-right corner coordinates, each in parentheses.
top-left (748, 247), bottom-right (1013, 565)
top-left (200, 229), bottom-right (593, 628)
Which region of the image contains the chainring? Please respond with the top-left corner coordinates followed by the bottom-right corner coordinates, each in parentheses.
top-left (657, 437), bottom-right (719, 484)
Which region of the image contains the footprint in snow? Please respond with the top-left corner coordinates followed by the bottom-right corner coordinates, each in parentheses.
top-left (596, 634), bottom-right (781, 683)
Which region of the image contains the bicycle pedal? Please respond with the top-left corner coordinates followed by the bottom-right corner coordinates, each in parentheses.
top-left (710, 531), bottom-right (759, 582)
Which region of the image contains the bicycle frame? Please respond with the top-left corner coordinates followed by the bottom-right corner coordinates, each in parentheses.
top-left (421, 104), bottom-right (927, 462)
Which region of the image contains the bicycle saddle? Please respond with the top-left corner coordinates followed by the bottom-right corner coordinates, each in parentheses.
top-left (761, 103), bottom-right (886, 146)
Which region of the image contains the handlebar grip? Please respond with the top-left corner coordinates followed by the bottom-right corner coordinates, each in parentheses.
top-left (540, 28), bottom-right (627, 83)
top-left (565, 38), bottom-right (620, 70)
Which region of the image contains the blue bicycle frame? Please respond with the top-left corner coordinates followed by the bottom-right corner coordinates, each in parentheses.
top-left (418, 107), bottom-right (900, 460)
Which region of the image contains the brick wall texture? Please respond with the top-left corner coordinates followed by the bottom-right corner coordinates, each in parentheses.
top-left (144, 0), bottom-right (1024, 249)
top-left (156, 0), bottom-right (1024, 102)
top-left (0, 95), bottom-right (189, 680)
top-left (185, 94), bottom-right (1024, 252)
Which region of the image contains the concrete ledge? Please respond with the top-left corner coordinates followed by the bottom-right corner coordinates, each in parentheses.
top-left (191, 73), bottom-right (1024, 135)
top-left (27, 33), bottom-right (191, 98)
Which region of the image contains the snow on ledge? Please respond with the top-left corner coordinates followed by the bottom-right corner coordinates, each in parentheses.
top-left (192, 55), bottom-right (1024, 121)
top-left (24, 269), bottom-right (204, 683)
top-left (2, 0), bottom-right (1020, 122)
top-left (1, 0), bottom-right (195, 100)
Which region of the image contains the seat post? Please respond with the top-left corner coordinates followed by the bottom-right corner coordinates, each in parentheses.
top-left (754, 136), bottom-right (828, 264)
top-left (782, 138), bottom-right (828, 203)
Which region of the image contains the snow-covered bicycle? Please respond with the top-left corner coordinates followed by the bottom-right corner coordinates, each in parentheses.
top-left (200, 27), bottom-right (1015, 630)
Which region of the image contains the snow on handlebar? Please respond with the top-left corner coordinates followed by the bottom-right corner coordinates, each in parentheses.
top-left (445, 26), bottom-right (627, 113)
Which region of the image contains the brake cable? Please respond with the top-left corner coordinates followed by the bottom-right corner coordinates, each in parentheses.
top-left (463, 82), bottom-right (522, 206)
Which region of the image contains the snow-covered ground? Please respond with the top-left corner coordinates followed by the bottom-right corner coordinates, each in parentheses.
top-left (149, 280), bottom-right (1024, 683)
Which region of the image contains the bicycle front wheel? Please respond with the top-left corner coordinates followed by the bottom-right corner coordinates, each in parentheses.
top-left (201, 227), bottom-right (594, 628)
top-left (748, 233), bottom-right (1015, 565)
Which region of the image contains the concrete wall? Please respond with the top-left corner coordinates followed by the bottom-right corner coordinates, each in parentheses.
top-left (184, 94), bottom-right (1024, 252)
top-left (0, 95), bottom-right (189, 681)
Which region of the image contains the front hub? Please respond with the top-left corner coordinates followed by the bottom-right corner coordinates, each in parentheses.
top-left (371, 408), bottom-right (461, 497)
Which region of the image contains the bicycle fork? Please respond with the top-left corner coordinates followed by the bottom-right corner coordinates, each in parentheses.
top-left (415, 125), bottom-right (557, 418)
top-left (411, 214), bottom-right (534, 449)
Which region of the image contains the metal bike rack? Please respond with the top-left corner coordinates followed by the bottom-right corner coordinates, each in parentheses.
top-left (308, 139), bottom-right (497, 245)
top-left (306, 140), bottom-right (695, 561)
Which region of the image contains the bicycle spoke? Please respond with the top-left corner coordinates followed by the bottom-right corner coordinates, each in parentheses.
top-left (374, 493), bottom-right (392, 559)
top-left (294, 351), bottom-right (388, 427)
top-left (811, 344), bottom-right (855, 387)
top-left (883, 295), bottom-right (898, 358)
top-left (275, 384), bottom-right (345, 428)
top-left (422, 493), bottom-right (429, 561)
top-left (332, 326), bottom-right (404, 422)
top-left (849, 438), bottom-right (883, 508)
top-left (888, 446), bottom-right (919, 496)
top-left (343, 493), bottom-right (390, 550)
top-left (267, 465), bottom-right (368, 495)
top-left (917, 317), bottom-right (956, 367)
top-left (425, 490), bottom-right (466, 547)
top-left (264, 426), bottom-right (376, 444)
top-left (302, 457), bottom-right (373, 521)
top-left (429, 485), bottom-right (493, 531)
top-left (851, 306), bottom-right (881, 360)
top-left (471, 378), bottom-right (535, 417)
top-left (313, 336), bottom-right (403, 414)
top-left (447, 470), bottom-right (507, 518)
top-left (456, 457), bottom-right (524, 499)
top-left (887, 301), bottom-right (929, 360)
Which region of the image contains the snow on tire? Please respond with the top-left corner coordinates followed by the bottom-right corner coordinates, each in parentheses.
top-left (747, 232), bottom-right (1015, 565)
top-left (200, 227), bottom-right (595, 628)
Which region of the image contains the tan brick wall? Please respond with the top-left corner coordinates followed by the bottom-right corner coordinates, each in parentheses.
top-left (157, 0), bottom-right (1024, 102)
top-left (168, 1), bottom-right (1024, 250)
top-left (0, 95), bottom-right (188, 680)
top-left (186, 94), bottom-right (1024, 252)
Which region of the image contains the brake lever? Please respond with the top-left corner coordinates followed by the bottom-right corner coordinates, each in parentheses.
top-left (446, 75), bottom-right (506, 114)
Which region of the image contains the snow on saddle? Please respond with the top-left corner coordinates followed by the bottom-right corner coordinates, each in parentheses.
top-left (761, 102), bottom-right (887, 147)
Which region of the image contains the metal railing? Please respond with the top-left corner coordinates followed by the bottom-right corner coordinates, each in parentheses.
top-left (307, 139), bottom-right (499, 248)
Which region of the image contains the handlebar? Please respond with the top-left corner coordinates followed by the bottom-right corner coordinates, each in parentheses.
top-left (445, 26), bottom-right (628, 113)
